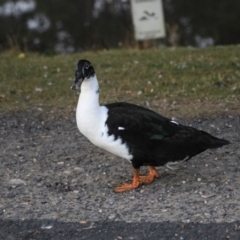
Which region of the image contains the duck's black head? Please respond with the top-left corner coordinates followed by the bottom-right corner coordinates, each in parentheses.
top-left (71, 59), bottom-right (95, 90)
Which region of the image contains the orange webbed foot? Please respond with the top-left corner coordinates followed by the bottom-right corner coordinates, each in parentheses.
top-left (114, 166), bottom-right (159, 192)
top-left (114, 182), bottom-right (140, 192)
top-left (114, 169), bottom-right (140, 193)
top-left (139, 166), bottom-right (159, 184)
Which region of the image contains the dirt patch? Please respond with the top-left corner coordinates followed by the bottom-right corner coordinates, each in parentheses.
top-left (0, 109), bottom-right (240, 224)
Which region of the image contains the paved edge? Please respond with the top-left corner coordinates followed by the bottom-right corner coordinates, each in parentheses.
top-left (0, 219), bottom-right (240, 240)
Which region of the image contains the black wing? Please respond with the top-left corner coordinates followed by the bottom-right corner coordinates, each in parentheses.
top-left (105, 102), bottom-right (180, 141)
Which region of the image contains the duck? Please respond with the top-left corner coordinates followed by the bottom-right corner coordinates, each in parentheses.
top-left (71, 59), bottom-right (230, 193)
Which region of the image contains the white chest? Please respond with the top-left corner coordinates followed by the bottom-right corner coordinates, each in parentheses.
top-left (76, 103), bottom-right (132, 161)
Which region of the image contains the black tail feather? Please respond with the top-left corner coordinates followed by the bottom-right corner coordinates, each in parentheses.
top-left (206, 135), bottom-right (230, 149)
top-left (210, 138), bottom-right (230, 148)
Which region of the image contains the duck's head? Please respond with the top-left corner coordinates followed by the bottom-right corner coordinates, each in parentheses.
top-left (71, 59), bottom-right (95, 90)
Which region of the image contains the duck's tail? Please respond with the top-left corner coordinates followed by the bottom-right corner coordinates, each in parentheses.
top-left (201, 131), bottom-right (230, 149)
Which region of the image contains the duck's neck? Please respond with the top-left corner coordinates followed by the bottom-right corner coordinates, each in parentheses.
top-left (78, 75), bottom-right (100, 110)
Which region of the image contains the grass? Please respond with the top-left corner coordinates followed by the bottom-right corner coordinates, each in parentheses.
top-left (0, 46), bottom-right (240, 119)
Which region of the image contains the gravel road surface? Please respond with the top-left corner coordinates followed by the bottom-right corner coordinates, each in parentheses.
top-left (0, 110), bottom-right (240, 239)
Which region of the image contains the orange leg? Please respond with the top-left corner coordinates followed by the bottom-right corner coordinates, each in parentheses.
top-left (114, 166), bottom-right (159, 193)
top-left (139, 166), bottom-right (159, 184)
top-left (114, 169), bottom-right (140, 193)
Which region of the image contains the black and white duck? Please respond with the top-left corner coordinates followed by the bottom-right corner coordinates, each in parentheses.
top-left (71, 59), bottom-right (230, 192)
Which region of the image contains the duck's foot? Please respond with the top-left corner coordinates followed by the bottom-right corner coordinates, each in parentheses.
top-left (139, 166), bottom-right (159, 184)
top-left (114, 182), bottom-right (140, 192)
top-left (114, 169), bottom-right (140, 193)
top-left (114, 166), bottom-right (159, 192)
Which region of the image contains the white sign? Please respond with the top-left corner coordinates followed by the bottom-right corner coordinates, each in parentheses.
top-left (130, 0), bottom-right (166, 40)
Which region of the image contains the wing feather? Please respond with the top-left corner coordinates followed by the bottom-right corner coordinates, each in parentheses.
top-left (105, 102), bottom-right (180, 140)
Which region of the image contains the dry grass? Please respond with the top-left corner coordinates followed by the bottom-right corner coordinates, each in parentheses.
top-left (0, 46), bottom-right (240, 118)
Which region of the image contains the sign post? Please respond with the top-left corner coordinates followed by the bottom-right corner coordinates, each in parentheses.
top-left (130, 0), bottom-right (166, 42)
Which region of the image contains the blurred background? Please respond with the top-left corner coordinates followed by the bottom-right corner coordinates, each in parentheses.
top-left (0, 0), bottom-right (240, 54)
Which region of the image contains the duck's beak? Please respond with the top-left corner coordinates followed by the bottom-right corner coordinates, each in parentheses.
top-left (71, 71), bottom-right (83, 90)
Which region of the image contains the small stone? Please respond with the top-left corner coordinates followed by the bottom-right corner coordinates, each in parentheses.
top-left (108, 198), bottom-right (115, 205)
top-left (79, 220), bottom-right (87, 224)
top-left (9, 179), bottom-right (26, 186)
top-left (41, 224), bottom-right (53, 229)
top-left (204, 213), bottom-right (211, 217)
top-left (73, 167), bottom-right (84, 172)
top-left (108, 214), bottom-right (116, 220)
top-left (57, 162), bottom-right (64, 165)
top-left (200, 194), bottom-right (215, 199)
top-left (210, 183), bottom-right (216, 188)
top-left (197, 178), bottom-right (201, 182)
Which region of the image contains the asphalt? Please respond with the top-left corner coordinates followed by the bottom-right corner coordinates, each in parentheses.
top-left (1, 219), bottom-right (240, 240)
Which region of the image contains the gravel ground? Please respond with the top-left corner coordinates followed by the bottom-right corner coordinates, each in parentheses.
top-left (0, 109), bottom-right (240, 239)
